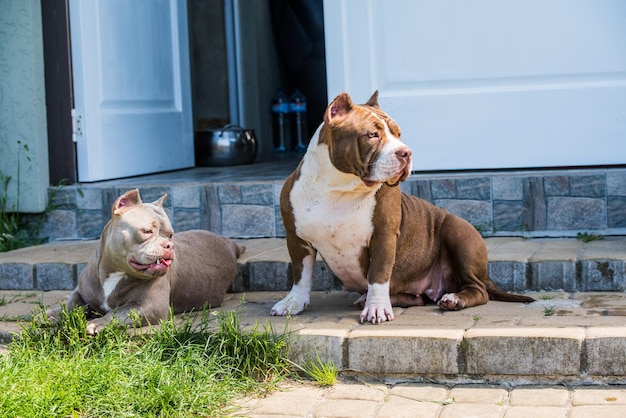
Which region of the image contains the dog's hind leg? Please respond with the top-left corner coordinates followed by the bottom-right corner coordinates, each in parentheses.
top-left (436, 215), bottom-right (490, 311)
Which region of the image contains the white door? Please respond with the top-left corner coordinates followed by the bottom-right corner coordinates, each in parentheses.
top-left (324, 0), bottom-right (626, 171)
top-left (70, 0), bottom-right (194, 182)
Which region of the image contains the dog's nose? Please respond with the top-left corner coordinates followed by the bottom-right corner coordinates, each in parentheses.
top-left (395, 146), bottom-right (412, 161)
top-left (161, 240), bottom-right (174, 250)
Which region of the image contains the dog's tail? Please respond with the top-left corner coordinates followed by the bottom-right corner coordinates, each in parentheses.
top-left (486, 277), bottom-right (535, 303)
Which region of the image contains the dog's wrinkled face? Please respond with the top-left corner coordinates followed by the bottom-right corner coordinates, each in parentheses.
top-left (105, 189), bottom-right (175, 279)
top-left (319, 91), bottom-right (412, 187)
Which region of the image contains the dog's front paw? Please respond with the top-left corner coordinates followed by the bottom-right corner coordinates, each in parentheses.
top-left (360, 303), bottom-right (394, 324)
top-left (86, 318), bottom-right (107, 335)
top-left (359, 283), bottom-right (394, 324)
top-left (270, 295), bottom-right (309, 316)
top-left (438, 293), bottom-right (466, 311)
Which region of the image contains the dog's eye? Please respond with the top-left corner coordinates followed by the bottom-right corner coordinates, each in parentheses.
top-left (366, 132), bottom-right (378, 139)
top-left (142, 228), bottom-right (153, 235)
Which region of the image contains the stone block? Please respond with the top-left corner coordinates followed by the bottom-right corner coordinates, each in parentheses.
top-left (289, 328), bottom-right (348, 368)
top-left (313, 261), bottom-right (342, 291)
top-left (580, 259), bottom-right (625, 291)
top-left (200, 185), bottom-right (221, 232)
top-left (171, 185), bottom-right (200, 208)
top-left (457, 178), bottom-right (490, 200)
top-left (493, 201), bottom-right (525, 232)
top-left (547, 197), bottom-right (606, 230)
top-left (489, 261), bottom-right (528, 292)
top-left (247, 261), bottom-right (291, 291)
top-left (543, 176), bottom-right (569, 196)
top-left (42, 209), bottom-right (77, 241)
top-left (585, 327), bottom-right (626, 376)
top-left (608, 196), bottom-right (626, 228)
top-left (172, 208), bottom-right (201, 232)
top-left (607, 170), bottom-right (626, 196)
top-left (36, 263), bottom-right (75, 290)
top-left (50, 187), bottom-right (77, 210)
top-left (0, 263), bottom-right (34, 289)
top-left (431, 179), bottom-right (456, 199)
top-left (570, 174), bottom-right (606, 198)
top-left (76, 188), bottom-right (103, 210)
top-left (217, 184), bottom-right (240, 204)
top-left (221, 204), bottom-right (275, 237)
top-left (136, 187), bottom-right (171, 206)
top-left (530, 261), bottom-right (577, 291)
top-left (493, 177), bottom-right (523, 200)
top-left (435, 199), bottom-right (491, 228)
top-left (523, 177), bottom-right (547, 231)
top-left (76, 209), bottom-right (105, 239)
top-left (347, 328), bottom-right (463, 374)
top-left (241, 184), bottom-right (273, 205)
top-left (464, 328), bottom-right (584, 376)
top-left (274, 205), bottom-right (286, 237)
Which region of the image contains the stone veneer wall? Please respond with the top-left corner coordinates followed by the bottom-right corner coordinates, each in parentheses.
top-left (40, 168), bottom-right (625, 242)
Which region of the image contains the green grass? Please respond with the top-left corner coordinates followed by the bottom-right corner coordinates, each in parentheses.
top-left (0, 306), bottom-right (293, 417)
top-left (576, 232), bottom-right (604, 243)
top-left (294, 355), bottom-right (338, 387)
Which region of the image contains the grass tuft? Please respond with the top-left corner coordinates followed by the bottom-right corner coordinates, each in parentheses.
top-left (1, 305), bottom-right (293, 417)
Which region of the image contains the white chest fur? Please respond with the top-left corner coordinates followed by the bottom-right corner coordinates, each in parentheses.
top-left (101, 272), bottom-right (125, 311)
top-left (290, 144), bottom-right (379, 291)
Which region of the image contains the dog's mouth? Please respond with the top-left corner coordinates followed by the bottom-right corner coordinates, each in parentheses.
top-left (129, 258), bottom-right (173, 274)
top-left (361, 178), bottom-right (379, 187)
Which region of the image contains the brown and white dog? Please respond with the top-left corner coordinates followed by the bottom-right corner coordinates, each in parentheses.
top-left (46, 189), bottom-right (244, 334)
top-left (271, 91), bottom-right (533, 324)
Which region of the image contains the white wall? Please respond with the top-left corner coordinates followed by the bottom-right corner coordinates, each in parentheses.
top-left (0, 0), bottom-right (49, 212)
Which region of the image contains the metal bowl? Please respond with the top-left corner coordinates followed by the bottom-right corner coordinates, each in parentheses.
top-left (194, 124), bottom-right (257, 166)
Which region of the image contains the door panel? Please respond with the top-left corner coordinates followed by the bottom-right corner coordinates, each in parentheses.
top-left (324, 0), bottom-right (626, 170)
top-left (70, 0), bottom-right (193, 182)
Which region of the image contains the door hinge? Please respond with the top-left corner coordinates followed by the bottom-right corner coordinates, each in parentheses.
top-left (71, 109), bottom-right (83, 142)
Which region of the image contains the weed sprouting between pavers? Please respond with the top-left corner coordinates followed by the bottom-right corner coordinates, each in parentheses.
top-left (0, 305), bottom-right (300, 417)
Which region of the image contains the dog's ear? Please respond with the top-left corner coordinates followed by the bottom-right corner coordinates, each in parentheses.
top-left (152, 194), bottom-right (168, 208)
top-left (113, 189), bottom-right (142, 216)
top-left (326, 92), bottom-right (354, 123)
top-left (365, 91), bottom-right (379, 107)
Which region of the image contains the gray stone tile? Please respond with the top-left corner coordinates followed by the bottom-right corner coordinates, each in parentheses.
top-left (0, 264), bottom-right (34, 289)
top-left (76, 188), bottom-right (103, 210)
top-left (173, 208), bottom-right (201, 232)
top-left (42, 210), bottom-right (77, 241)
top-left (493, 177), bottom-right (523, 200)
top-left (76, 209), bottom-right (105, 239)
top-left (49, 187), bottom-right (77, 210)
top-left (435, 199), bottom-right (491, 228)
top-left (221, 204), bottom-right (275, 237)
top-left (200, 185), bottom-right (221, 233)
top-left (136, 187), bottom-right (171, 206)
top-left (36, 263), bottom-right (75, 290)
top-left (544, 176), bottom-right (569, 196)
top-left (432, 179), bottom-right (456, 199)
top-left (547, 197), bottom-right (606, 230)
top-left (489, 261), bottom-right (529, 292)
top-left (608, 196), bottom-right (626, 228)
top-left (523, 177), bottom-right (547, 231)
top-left (217, 184), bottom-right (240, 204)
top-left (171, 185), bottom-right (200, 208)
top-left (607, 170), bottom-right (626, 196)
top-left (241, 184), bottom-right (273, 205)
top-left (580, 260), bottom-right (626, 291)
top-left (530, 261), bottom-right (578, 291)
top-left (570, 174), bottom-right (606, 198)
top-left (493, 201), bottom-right (525, 232)
top-left (457, 178), bottom-right (490, 200)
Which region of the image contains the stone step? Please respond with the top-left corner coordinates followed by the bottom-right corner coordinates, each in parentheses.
top-left (2, 289), bottom-right (626, 384)
top-left (1, 237), bottom-right (625, 293)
